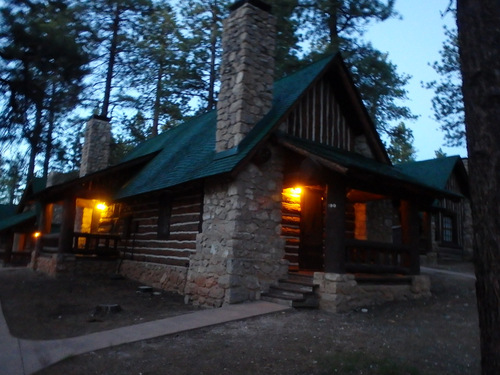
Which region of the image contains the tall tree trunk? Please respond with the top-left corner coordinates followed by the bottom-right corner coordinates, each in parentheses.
top-left (206, 4), bottom-right (219, 111)
top-left (151, 62), bottom-right (163, 137)
top-left (27, 105), bottom-right (44, 184)
top-left (43, 84), bottom-right (56, 179)
top-left (101, 4), bottom-right (121, 119)
top-left (327, 0), bottom-right (341, 51)
top-left (456, 1), bottom-right (500, 373)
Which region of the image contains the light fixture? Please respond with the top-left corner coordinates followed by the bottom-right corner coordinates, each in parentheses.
top-left (33, 231), bottom-right (41, 238)
top-left (96, 202), bottom-right (107, 211)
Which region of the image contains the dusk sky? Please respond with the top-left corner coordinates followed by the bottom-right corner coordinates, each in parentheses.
top-left (366, 0), bottom-right (466, 160)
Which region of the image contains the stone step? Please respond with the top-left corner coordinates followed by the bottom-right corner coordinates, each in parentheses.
top-left (282, 273), bottom-right (316, 287)
top-left (267, 286), bottom-right (308, 300)
top-left (261, 295), bottom-right (294, 307)
top-left (261, 273), bottom-right (320, 309)
top-left (273, 281), bottom-right (315, 294)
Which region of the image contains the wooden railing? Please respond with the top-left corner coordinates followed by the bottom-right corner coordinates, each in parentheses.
top-left (71, 232), bottom-right (121, 258)
top-left (40, 232), bottom-right (120, 258)
top-left (344, 239), bottom-right (419, 275)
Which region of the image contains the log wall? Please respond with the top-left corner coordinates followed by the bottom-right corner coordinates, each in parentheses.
top-left (119, 191), bottom-right (202, 267)
top-left (281, 78), bottom-right (353, 150)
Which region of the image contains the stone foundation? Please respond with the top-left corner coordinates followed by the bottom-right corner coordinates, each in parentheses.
top-left (30, 253), bottom-right (119, 277)
top-left (313, 272), bottom-right (431, 313)
top-left (30, 253), bottom-right (76, 277)
top-left (119, 260), bottom-right (187, 294)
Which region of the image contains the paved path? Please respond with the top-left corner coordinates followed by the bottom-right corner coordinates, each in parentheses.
top-left (421, 266), bottom-right (476, 280)
top-left (0, 299), bottom-right (289, 375)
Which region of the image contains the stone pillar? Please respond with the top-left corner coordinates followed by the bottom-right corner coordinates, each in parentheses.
top-left (185, 145), bottom-right (287, 307)
top-left (324, 178), bottom-right (346, 273)
top-left (80, 115), bottom-right (111, 177)
top-left (216, 0), bottom-right (275, 152)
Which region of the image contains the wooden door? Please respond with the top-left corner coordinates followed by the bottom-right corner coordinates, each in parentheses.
top-left (299, 187), bottom-right (324, 270)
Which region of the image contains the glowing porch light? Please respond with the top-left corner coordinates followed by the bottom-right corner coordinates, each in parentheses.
top-left (96, 202), bottom-right (107, 211)
top-left (283, 187), bottom-right (303, 199)
top-left (33, 231), bottom-right (41, 238)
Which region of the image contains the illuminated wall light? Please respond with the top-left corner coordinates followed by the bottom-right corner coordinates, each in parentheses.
top-left (96, 202), bottom-right (107, 211)
top-left (283, 187), bottom-right (303, 199)
top-left (33, 232), bottom-right (41, 238)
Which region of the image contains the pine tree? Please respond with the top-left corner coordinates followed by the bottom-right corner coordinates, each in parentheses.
top-left (0, 0), bottom-right (90, 183)
top-left (426, 23), bottom-right (465, 147)
top-left (386, 122), bottom-right (416, 164)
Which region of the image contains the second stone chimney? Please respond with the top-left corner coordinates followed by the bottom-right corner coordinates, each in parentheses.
top-left (79, 115), bottom-right (111, 177)
top-left (216, 0), bottom-right (276, 152)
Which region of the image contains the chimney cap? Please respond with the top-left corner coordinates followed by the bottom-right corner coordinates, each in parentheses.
top-left (229, 0), bottom-right (272, 13)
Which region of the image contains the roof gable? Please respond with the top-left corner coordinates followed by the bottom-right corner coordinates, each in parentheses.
top-left (396, 156), bottom-right (469, 197)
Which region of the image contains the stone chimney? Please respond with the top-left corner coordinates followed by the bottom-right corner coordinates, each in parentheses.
top-left (79, 115), bottom-right (111, 177)
top-left (216, 0), bottom-right (276, 152)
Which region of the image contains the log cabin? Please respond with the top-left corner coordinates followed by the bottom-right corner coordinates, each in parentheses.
top-left (3, 0), bottom-right (465, 311)
top-left (397, 156), bottom-right (472, 262)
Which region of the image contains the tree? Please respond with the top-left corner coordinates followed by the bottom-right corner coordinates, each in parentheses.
top-left (426, 24), bottom-right (465, 147)
top-left (457, 0), bottom-right (500, 373)
top-left (74, 0), bottom-right (153, 118)
top-left (119, 4), bottom-right (191, 137)
top-left (434, 148), bottom-right (447, 158)
top-left (0, 0), bottom-right (90, 183)
top-left (176, 0), bottom-right (230, 112)
top-left (0, 152), bottom-right (27, 205)
top-left (386, 122), bottom-right (416, 164)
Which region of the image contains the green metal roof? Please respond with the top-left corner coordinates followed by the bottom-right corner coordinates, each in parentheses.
top-left (396, 156), bottom-right (464, 191)
top-left (0, 210), bottom-right (36, 233)
top-left (115, 55), bottom-right (336, 199)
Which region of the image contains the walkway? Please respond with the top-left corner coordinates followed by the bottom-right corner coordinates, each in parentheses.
top-left (0, 298), bottom-right (289, 375)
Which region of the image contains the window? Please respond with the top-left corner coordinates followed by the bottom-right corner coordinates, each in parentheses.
top-left (157, 194), bottom-right (173, 239)
top-left (441, 214), bottom-right (455, 244)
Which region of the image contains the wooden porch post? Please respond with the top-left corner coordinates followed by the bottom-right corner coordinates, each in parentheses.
top-left (3, 231), bottom-right (14, 265)
top-left (400, 200), bottom-right (420, 275)
top-left (324, 178), bottom-right (346, 273)
top-left (58, 196), bottom-right (76, 253)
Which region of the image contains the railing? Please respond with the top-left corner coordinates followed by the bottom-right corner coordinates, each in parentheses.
top-left (344, 239), bottom-right (418, 275)
top-left (71, 232), bottom-right (121, 258)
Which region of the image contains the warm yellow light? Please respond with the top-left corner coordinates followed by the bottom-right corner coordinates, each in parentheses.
top-left (283, 187), bottom-right (302, 199)
top-left (96, 202), bottom-right (107, 211)
top-left (33, 232), bottom-right (41, 238)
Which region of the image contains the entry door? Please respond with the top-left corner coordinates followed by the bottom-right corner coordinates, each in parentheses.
top-left (299, 187), bottom-right (324, 270)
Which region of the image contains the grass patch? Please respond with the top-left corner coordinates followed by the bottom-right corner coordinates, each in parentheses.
top-left (317, 351), bottom-right (420, 375)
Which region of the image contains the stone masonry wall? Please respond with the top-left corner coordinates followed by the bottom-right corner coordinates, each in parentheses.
top-left (216, 2), bottom-right (276, 152)
top-left (313, 272), bottom-right (431, 313)
top-left (119, 260), bottom-right (187, 294)
top-left (185, 145), bottom-right (288, 307)
top-left (80, 115), bottom-right (111, 177)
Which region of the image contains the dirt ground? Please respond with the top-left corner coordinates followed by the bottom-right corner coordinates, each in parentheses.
top-left (0, 262), bottom-right (480, 375)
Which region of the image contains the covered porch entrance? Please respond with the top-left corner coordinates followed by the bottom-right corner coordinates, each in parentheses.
top-left (282, 183), bottom-right (422, 276)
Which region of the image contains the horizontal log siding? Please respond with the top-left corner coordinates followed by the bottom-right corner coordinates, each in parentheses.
top-left (281, 78), bottom-right (353, 151)
top-left (120, 193), bottom-right (202, 267)
top-left (282, 196), bottom-right (300, 269)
